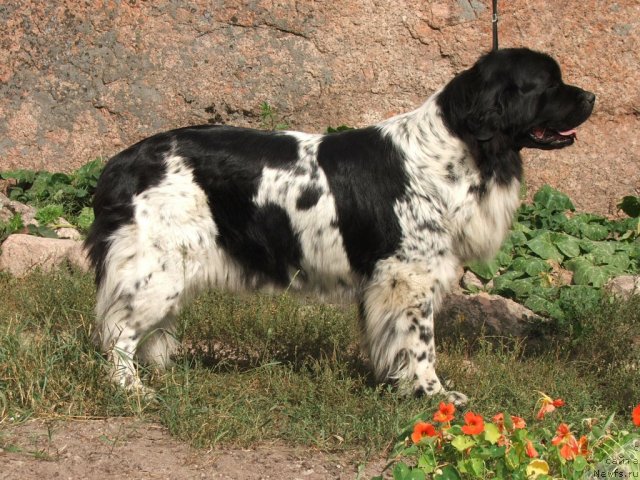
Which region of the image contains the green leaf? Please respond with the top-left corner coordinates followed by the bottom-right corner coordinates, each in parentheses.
top-left (526, 232), bottom-right (564, 262)
top-left (495, 248), bottom-right (513, 267)
top-left (572, 455), bottom-right (587, 472)
top-left (476, 445), bottom-right (506, 460)
top-left (452, 434), bottom-right (476, 452)
top-left (392, 462), bottom-right (411, 480)
top-left (580, 240), bottom-right (615, 255)
top-left (7, 212), bottom-right (24, 233)
top-left (492, 274), bottom-right (537, 299)
top-left (417, 451), bottom-right (437, 473)
top-left (458, 458), bottom-right (484, 478)
top-left (35, 204), bottom-right (65, 226)
top-left (505, 445), bottom-right (521, 470)
top-left (76, 207), bottom-right (95, 232)
top-left (617, 195), bottom-right (640, 217)
top-left (1, 169), bottom-right (37, 183)
top-left (580, 223), bottom-right (609, 241)
top-left (484, 423), bottom-right (501, 444)
top-left (533, 185), bottom-right (574, 213)
top-left (27, 224), bottom-right (59, 239)
top-left (524, 294), bottom-right (565, 320)
top-left (467, 258), bottom-right (501, 280)
top-left (553, 234), bottom-right (581, 258)
top-left (326, 125), bottom-right (354, 133)
top-left (565, 258), bottom-right (613, 287)
top-left (558, 286), bottom-right (602, 314)
top-left (406, 470), bottom-right (426, 480)
top-left (525, 258), bottom-right (552, 277)
top-left (509, 230), bottom-right (529, 246)
top-left (435, 465), bottom-right (462, 480)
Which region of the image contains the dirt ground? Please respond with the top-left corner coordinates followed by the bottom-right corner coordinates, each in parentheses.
top-left (0, 418), bottom-right (387, 479)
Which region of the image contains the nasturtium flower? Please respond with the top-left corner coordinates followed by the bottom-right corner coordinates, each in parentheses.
top-left (536, 392), bottom-right (565, 420)
top-left (633, 404), bottom-right (640, 427)
top-left (411, 421), bottom-right (438, 443)
top-left (552, 423), bottom-right (580, 460)
top-left (577, 435), bottom-right (589, 457)
top-left (493, 413), bottom-right (504, 427)
top-left (461, 411), bottom-right (485, 435)
top-left (494, 412), bottom-right (527, 431)
top-left (525, 439), bottom-right (539, 458)
top-left (511, 415), bottom-right (526, 429)
top-left (433, 402), bottom-right (455, 423)
top-left (526, 459), bottom-right (549, 479)
top-left (551, 423), bottom-right (574, 445)
top-left (559, 442), bottom-right (577, 461)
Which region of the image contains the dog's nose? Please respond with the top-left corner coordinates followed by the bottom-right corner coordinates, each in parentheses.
top-left (583, 91), bottom-right (596, 105)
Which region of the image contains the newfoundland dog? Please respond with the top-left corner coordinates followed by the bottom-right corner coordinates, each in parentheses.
top-left (86, 48), bottom-right (594, 404)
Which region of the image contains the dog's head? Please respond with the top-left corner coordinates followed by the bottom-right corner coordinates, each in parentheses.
top-left (438, 48), bottom-right (595, 151)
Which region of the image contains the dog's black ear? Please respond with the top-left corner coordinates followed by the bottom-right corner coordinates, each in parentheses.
top-left (465, 82), bottom-right (507, 141)
top-left (466, 105), bottom-right (501, 141)
top-left (438, 66), bottom-right (505, 143)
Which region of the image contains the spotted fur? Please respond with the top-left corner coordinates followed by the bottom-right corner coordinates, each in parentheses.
top-left (86, 48), bottom-right (594, 402)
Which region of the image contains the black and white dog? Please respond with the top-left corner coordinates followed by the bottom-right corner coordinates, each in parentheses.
top-left (86, 48), bottom-right (594, 404)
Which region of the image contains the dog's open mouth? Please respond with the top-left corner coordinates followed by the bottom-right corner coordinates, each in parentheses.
top-left (529, 127), bottom-right (577, 147)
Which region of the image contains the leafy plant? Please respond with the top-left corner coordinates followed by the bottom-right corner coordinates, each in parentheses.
top-left (259, 102), bottom-right (289, 131)
top-left (375, 396), bottom-right (640, 480)
top-left (35, 204), bottom-right (65, 226)
top-left (0, 212), bottom-right (24, 242)
top-left (618, 195), bottom-right (640, 218)
top-left (326, 125), bottom-right (354, 133)
top-left (467, 186), bottom-right (640, 322)
top-left (1, 158), bottom-right (103, 233)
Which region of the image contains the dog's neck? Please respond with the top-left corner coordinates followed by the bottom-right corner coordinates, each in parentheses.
top-left (377, 92), bottom-right (469, 165)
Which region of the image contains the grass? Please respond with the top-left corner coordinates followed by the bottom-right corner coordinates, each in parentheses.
top-left (0, 267), bottom-right (638, 456)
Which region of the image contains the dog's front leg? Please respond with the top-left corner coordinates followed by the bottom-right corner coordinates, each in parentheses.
top-left (360, 257), bottom-right (467, 407)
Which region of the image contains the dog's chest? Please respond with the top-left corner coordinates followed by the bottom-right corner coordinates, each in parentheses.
top-left (451, 179), bottom-right (521, 262)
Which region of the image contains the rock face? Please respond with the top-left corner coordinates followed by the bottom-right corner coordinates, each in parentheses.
top-left (436, 291), bottom-right (545, 341)
top-left (0, 234), bottom-right (89, 277)
top-left (605, 275), bottom-right (640, 299)
top-left (1, 1), bottom-right (639, 215)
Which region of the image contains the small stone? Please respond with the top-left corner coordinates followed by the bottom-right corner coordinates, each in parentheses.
top-left (605, 275), bottom-right (640, 300)
top-left (0, 234), bottom-right (90, 277)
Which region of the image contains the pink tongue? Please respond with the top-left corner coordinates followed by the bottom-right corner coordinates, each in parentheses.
top-left (558, 129), bottom-right (577, 136)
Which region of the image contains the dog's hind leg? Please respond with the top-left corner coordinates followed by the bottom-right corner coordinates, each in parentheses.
top-left (360, 257), bottom-right (468, 407)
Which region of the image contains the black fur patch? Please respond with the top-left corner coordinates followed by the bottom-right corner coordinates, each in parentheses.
top-left (85, 133), bottom-right (173, 285)
top-left (317, 127), bottom-right (408, 276)
top-left (296, 184), bottom-right (323, 210)
top-left (177, 126), bottom-right (304, 285)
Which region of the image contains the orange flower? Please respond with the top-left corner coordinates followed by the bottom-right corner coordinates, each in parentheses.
top-left (551, 423), bottom-right (572, 445)
top-left (411, 421), bottom-right (438, 444)
top-left (433, 402), bottom-right (456, 423)
top-left (497, 435), bottom-right (510, 448)
top-left (494, 413), bottom-right (526, 432)
top-left (559, 442), bottom-right (577, 461)
top-left (511, 415), bottom-right (526, 429)
top-left (552, 423), bottom-right (581, 461)
top-left (493, 413), bottom-right (505, 431)
top-left (536, 392), bottom-right (565, 420)
top-left (461, 411), bottom-right (485, 435)
top-left (577, 435), bottom-right (589, 457)
top-left (525, 439), bottom-right (539, 458)
top-left (633, 404), bottom-right (640, 427)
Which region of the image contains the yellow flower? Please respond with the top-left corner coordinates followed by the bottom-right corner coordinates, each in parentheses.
top-left (526, 459), bottom-right (549, 479)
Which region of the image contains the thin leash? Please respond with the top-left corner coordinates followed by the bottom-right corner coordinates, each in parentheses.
top-left (492, 0), bottom-right (499, 51)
